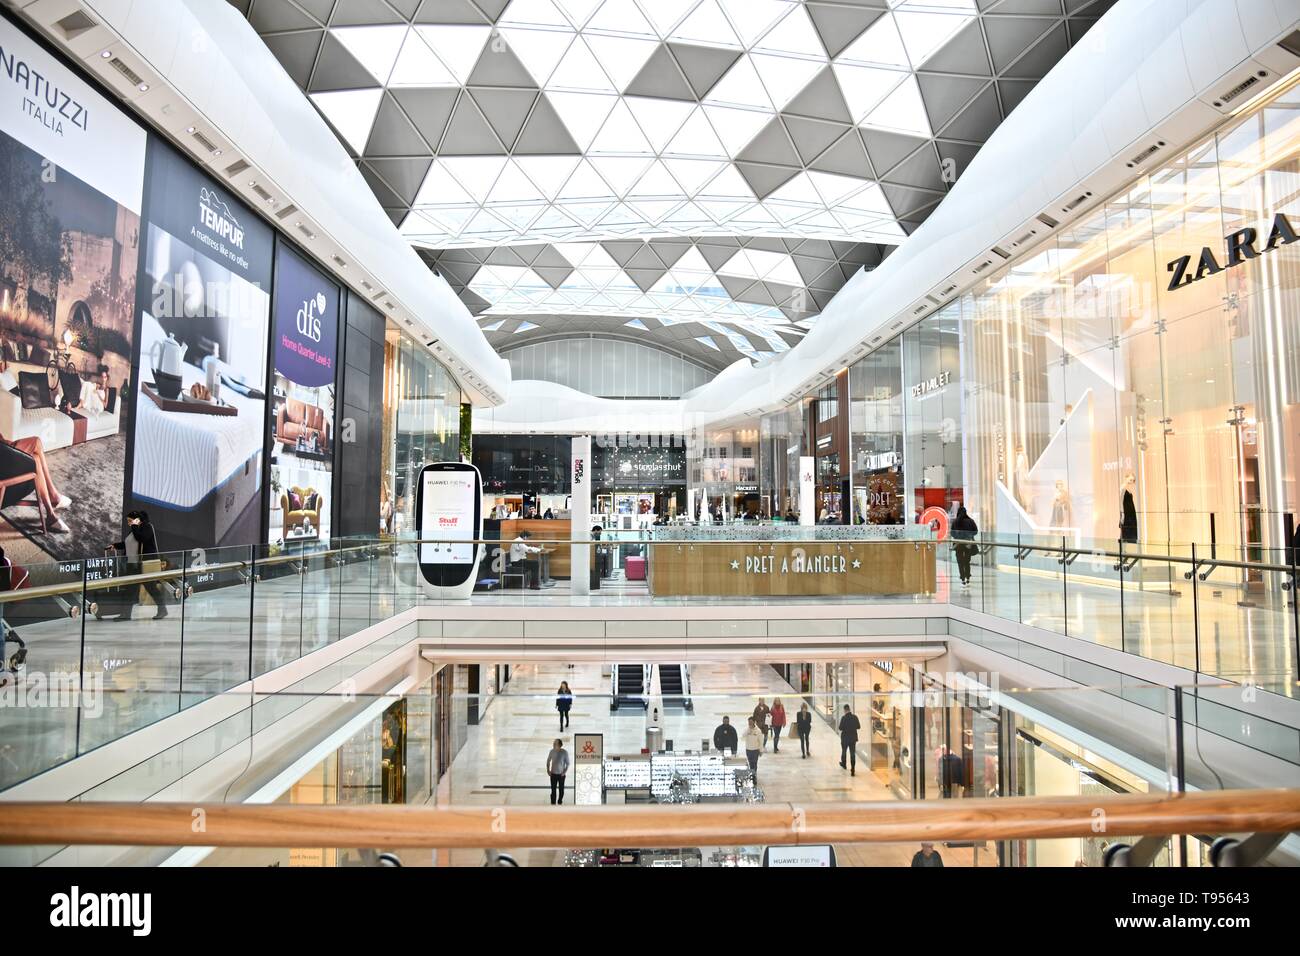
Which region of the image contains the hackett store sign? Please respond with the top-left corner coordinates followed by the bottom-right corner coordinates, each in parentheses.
top-left (1166, 212), bottom-right (1297, 291)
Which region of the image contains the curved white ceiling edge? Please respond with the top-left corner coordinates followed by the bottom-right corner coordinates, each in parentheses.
top-left (477, 0), bottom-right (1300, 435)
top-left (59, 0), bottom-right (511, 404)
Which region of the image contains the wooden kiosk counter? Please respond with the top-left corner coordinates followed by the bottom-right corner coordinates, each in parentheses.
top-left (648, 538), bottom-right (936, 598)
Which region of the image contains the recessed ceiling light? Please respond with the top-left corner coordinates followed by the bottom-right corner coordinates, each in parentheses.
top-left (213, 149), bottom-right (222, 157)
top-left (185, 126), bottom-right (195, 134)
top-left (248, 180), bottom-right (257, 187)
top-left (100, 50), bottom-right (112, 59)
top-left (137, 83), bottom-right (149, 93)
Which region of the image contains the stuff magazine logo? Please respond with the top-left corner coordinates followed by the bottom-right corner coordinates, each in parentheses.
top-left (197, 186), bottom-right (244, 250)
top-left (50, 886), bottom-right (151, 936)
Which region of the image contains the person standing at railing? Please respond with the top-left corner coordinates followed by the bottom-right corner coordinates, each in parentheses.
top-left (952, 505), bottom-right (978, 587)
top-left (547, 738), bottom-right (570, 805)
top-left (556, 681), bottom-right (573, 731)
top-left (743, 717), bottom-right (762, 785)
top-left (770, 698), bottom-right (787, 753)
top-left (838, 704), bottom-right (861, 776)
top-left (796, 703), bottom-right (812, 758)
top-left (112, 510), bottom-right (168, 621)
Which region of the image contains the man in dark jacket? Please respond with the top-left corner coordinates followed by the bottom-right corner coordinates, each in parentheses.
top-left (713, 716), bottom-right (738, 755)
top-left (838, 704), bottom-right (861, 775)
top-left (911, 843), bottom-right (944, 867)
top-left (951, 505), bottom-right (978, 587)
top-left (113, 510), bottom-right (168, 621)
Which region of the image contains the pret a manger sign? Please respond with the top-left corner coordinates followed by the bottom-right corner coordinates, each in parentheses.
top-left (1166, 212), bottom-right (1297, 290)
top-left (741, 553), bottom-right (850, 575)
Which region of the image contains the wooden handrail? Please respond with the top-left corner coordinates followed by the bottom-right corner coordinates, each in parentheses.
top-left (1, 789), bottom-right (1296, 848)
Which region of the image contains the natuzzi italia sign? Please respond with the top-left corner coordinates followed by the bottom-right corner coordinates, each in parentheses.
top-left (1166, 212), bottom-right (1297, 291)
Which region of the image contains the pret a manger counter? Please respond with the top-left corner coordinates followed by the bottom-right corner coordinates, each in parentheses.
top-left (648, 539), bottom-right (936, 597)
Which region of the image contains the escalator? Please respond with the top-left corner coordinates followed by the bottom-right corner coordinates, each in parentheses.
top-left (659, 664), bottom-right (692, 711)
top-left (612, 664), bottom-right (647, 711)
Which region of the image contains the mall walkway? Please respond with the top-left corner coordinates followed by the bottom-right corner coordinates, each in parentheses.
top-left (437, 661), bottom-right (978, 867)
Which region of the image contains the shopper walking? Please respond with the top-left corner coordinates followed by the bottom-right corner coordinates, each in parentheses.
top-left (546, 738), bottom-right (570, 805)
top-left (113, 509), bottom-right (169, 621)
top-left (743, 717), bottom-right (763, 785)
top-left (796, 702), bottom-right (813, 758)
top-left (713, 715), bottom-right (738, 755)
top-left (769, 698), bottom-right (787, 753)
top-left (555, 681), bottom-right (573, 731)
top-left (911, 842), bottom-right (944, 867)
top-left (752, 698), bottom-right (771, 748)
top-left (838, 704), bottom-right (861, 775)
top-left (951, 505), bottom-right (978, 587)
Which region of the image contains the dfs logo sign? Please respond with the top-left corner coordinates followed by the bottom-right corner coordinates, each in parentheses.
top-left (297, 291), bottom-right (328, 343)
top-left (573, 458), bottom-right (585, 485)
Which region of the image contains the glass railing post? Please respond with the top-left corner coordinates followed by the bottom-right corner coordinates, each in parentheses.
top-left (1291, 543), bottom-right (1300, 684)
top-left (76, 560), bottom-right (87, 759)
top-left (1060, 534), bottom-right (1069, 639)
top-left (1117, 537), bottom-right (1127, 656)
top-left (179, 549), bottom-right (189, 709)
top-left (1189, 542), bottom-right (1201, 676)
top-left (1015, 533), bottom-right (1023, 624)
top-left (244, 544), bottom-right (254, 684)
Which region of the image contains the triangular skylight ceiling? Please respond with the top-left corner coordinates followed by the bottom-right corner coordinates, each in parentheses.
top-left (238, 0), bottom-right (1116, 350)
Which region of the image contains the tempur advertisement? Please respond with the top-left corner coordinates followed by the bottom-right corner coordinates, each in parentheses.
top-left (128, 137), bottom-right (273, 552)
top-left (0, 14), bottom-right (145, 562)
top-left (268, 242), bottom-right (339, 545)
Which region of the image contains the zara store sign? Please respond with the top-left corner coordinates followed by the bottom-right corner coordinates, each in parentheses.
top-left (1166, 212), bottom-right (1297, 291)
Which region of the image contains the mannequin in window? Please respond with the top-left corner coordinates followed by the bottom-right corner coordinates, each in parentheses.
top-left (1049, 480), bottom-right (1073, 529)
top-left (1013, 443), bottom-right (1032, 512)
top-left (1119, 473), bottom-right (1138, 544)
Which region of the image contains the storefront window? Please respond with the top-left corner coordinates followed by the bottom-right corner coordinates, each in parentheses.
top-left (382, 330), bottom-right (462, 535)
top-left (849, 337), bottom-right (904, 523)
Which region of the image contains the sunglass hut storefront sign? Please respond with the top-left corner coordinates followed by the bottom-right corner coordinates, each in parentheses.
top-left (1166, 212), bottom-right (1298, 290)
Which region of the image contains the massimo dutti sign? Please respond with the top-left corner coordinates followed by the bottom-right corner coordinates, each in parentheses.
top-left (1166, 212), bottom-right (1297, 291)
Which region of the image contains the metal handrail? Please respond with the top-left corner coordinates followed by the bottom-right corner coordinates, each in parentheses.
top-left (3, 534), bottom-right (1294, 603)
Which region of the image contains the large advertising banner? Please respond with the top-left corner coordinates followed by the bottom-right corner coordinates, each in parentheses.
top-left (0, 15), bottom-right (145, 563)
top-left (129, 137), bottom-right (273, 552)
top-left (268, 242), bottom-right (339, 545)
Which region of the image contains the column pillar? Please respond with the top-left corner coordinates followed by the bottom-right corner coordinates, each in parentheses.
top-left (571, 435), bottom-right (591, 595)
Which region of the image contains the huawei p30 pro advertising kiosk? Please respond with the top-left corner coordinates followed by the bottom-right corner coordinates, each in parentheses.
top-left (414, 462), bottom-right (483, 599)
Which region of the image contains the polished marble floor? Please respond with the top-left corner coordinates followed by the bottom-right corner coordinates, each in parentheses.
top-left (436, 661), bottom-right (980, 867)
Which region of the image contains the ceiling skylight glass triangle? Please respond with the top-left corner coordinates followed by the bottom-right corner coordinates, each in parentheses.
top-left (625, 97), bottom-right (694, 152)
top-left (862, 75), bottom-right (931, 136)
top-left (753, 6), bottom-right (824, 58)
top-left (333, 25), bottom-right (408, 85)
top-left (547, 36), bottom-right (616, 91)
top-left (414, 26), bottom-right (491, 84)
top-left (839, 15), bottom-right (912, 69)
top-left (586, 0), bottom-right (657, 36)
top-left (514, 321), bottom-right (541, 332)
top-left (894, 10), bottom-right (974, 68)
top-left (389, 31), bottom-right (456, 86)
top-left (500, 27), bottom-right (575, 86)
top-left (642, 0), bottom-right (699, 38)
top-left (704, 56), bottom-right (773, 111)
top-left (310, 89), bottom-right (383, 153)
top-left (670, 0), bottom-right (742, 48)
top-left (549, 91), bottom-right (619, 150)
